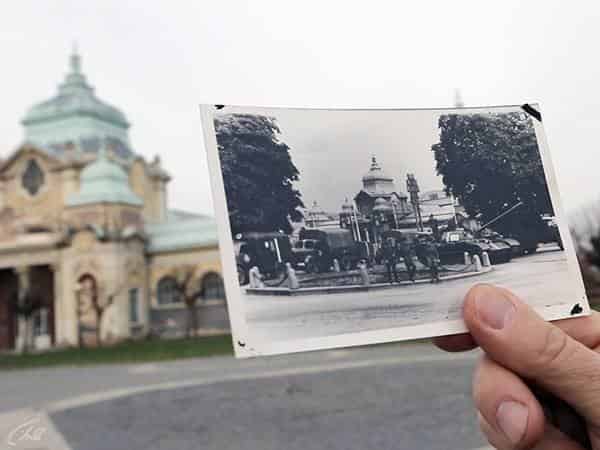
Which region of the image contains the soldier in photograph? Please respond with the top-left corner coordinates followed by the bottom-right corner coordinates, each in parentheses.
top-left (428, 214), bottom-right (440, 241)
top-left (421, 236), bottom-right (441, 283)
top-left (398, 235), bottom-right (417, 282)
top-left (382, 236), bottom-right (399, 283)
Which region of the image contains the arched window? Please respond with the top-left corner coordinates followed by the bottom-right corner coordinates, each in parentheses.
top-left (202, 273), bottom-right (225, 300)
top-left (22, 159), bottom-right (45, 196)
top-left (157, 276), bottom-right (181, 305)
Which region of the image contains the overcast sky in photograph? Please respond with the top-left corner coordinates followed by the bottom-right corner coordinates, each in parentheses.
top-left (0, 2), bottom-right (599, 217)
top-left (218, 106), bottom-right (449, 213)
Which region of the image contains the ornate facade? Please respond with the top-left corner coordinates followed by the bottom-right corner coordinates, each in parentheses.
top-left (348, 156), bottom-right (411, 242)
top-left (340, 157), bottom-right (459, 243)
top-left (0, 52), bottom-right (227, 351)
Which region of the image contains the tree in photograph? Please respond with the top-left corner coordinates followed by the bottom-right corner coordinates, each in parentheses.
top-left (431, 112), bottom-right (553, 245)
top-left (215, 114), bottom-right (304, 234)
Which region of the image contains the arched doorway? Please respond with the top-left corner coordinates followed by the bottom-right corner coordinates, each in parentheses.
top-left (28, 265), bottom-right (56, 348)
top-left (0, 270), bottom-right (18, 350)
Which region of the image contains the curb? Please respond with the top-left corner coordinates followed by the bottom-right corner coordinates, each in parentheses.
top-left (246, 266), bottom-right (493, 296)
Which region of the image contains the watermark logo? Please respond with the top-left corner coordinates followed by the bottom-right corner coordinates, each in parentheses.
top-left (6, 415), bottom-right (47, 448)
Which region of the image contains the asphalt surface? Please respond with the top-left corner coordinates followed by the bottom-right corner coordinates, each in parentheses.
top-left (3, 253), bottom-right (572, 449)
top-left (0, 344), bottom-right (490, 450)
top-left (245, 247), bottom-right (573, 341)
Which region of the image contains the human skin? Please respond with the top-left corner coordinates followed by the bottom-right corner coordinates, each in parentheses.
top-left (434, 284), bottom-right (600, 449)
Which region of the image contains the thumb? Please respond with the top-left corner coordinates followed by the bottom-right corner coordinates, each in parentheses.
top-left (464, 284), bottom-right (600, 425)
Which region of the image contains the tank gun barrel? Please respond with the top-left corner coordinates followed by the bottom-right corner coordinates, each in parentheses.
top-left (479, 201), bottom-right (524, 231)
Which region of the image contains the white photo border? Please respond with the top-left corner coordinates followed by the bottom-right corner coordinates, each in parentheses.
top-left (200, 104), bottom-right (589, 358)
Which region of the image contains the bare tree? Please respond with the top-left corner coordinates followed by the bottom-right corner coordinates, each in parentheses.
top-left (11, 289), bottom-right (43, 354)
top-left (94, 279), bottom-right (130, 346)
top-left (76, 275), bottom-right (127, 347)
top-left (171, 265), bottom-right (203, 338)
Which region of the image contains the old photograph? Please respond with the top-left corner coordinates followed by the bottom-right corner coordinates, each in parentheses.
top-left (202, 105), bottom-right (588, 357)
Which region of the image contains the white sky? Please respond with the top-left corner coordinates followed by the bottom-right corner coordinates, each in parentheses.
top-left (1, 1), bottom-right (599, 216)
top-left (218, 106), bottom-right (451, 213)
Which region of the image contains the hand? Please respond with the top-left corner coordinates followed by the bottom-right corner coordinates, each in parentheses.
top-left (434, 284), bottom-right (600, 449)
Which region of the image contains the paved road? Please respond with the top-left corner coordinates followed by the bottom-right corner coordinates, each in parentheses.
top-left (245, 247), bottom-right (574, 341)
top-left (0, 344), bottom-right (491, 450)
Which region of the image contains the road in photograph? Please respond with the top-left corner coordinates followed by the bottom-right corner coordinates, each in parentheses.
top-left (245, 246), bottom-right (571, 341)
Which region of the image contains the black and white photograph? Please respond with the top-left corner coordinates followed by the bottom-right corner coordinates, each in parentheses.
top-left (202, 104), bottom-right (588, 357)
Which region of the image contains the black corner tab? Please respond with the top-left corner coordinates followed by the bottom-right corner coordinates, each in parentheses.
top-left (521, 104), bottom-right (542, 122)
top-left (570, 303), bottom-right (583, 315)
top-left (215, 104), bottom-right (225, 110)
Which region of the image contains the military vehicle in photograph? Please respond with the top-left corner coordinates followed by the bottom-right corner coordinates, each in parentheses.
top-left (540, 216), bottom-right (564, 250)
top-left (234, 232), bottom-right (294, 285)
top-left (475, 203), bottom-right (564, 255)
top-left (437, 229), bottom-right (512, 265)
top-left (298, 228), bottom-right (366, 273)
top-left (478, 229), bottom-right (522, 258)
top-left (291, 238), bottom-right (320, 271)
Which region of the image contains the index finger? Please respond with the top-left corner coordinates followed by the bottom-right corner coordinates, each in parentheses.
top-left (434, 299), bottom-right (600, 352)
top-left (462, 284), bottom-right (600, 422)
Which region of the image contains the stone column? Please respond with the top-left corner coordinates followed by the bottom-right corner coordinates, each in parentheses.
top-left (49, 264), bottom-right (63, 346)
top-left (61, 264), bottom-right (80, 347)
top-left (13, 266), bottom-right (30, 352)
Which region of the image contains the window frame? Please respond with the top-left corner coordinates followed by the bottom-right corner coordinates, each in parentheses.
top-left (202, 273), bottom-right (226, 301)
top-left (156, 276), bottom-right (182, 305)
top-left (129, 287), bottom-right (141, 324)
top-left (33, 308), bottom-right (49, 337)
top-left (21, 158), bottom-right (45, 197)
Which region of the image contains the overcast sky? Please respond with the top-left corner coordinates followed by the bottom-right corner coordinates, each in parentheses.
top-left (1, 1), bottom-right (599, 217)
top-left (218, 106), bottom-right (451, 213)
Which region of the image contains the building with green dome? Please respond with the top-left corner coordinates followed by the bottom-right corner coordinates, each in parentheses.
top-left (0, 51), bottom-right (227, 352)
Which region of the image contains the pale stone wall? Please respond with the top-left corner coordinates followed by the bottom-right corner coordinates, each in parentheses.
top-left (0, 145), bottom-right (221, 348)
top-left (59, 230), bottom-right (148, 346)
top-left (64, 203), bottom-right (144, 234)
top-left (60, 165), bottom-right (81, 205)
top-left (129, 158), bottom-right (168, 223)
top-left (147, 246), bottom-right (228, 335)
top-left (1, 148), bottom-right (63, 232)
top-left (129, 158), bottom-right (149, 219)
top-left (148, 246), bottom-right (222, 304)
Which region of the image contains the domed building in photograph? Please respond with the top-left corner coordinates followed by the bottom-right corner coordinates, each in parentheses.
top-left (0, 51), bottom-right (227, 351)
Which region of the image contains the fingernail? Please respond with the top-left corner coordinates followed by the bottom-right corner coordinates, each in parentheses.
top-left (496, 401), bottom-right (528, 445)
top-left (474, 288), bottom-right (515, 329)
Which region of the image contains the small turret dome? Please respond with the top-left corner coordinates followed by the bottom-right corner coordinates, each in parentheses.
top-left (67, 146), bottom-right (142, 207)
top-left (21, 49), bottom-right (132, 157)
top-left (362, 156), bottom-right (393, 184)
